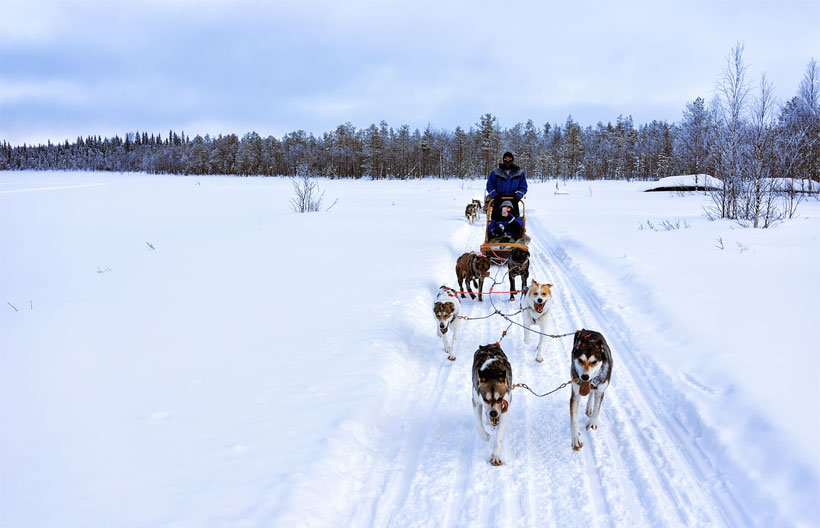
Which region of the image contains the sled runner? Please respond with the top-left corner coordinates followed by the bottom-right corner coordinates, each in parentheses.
top-left (480, 196), bottom-right (529, 265)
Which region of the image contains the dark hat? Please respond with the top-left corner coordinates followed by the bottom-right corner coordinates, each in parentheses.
top-left (502, 151), bottom-right (514, 161)
top-left (500, 200), bottom-right (514, 210)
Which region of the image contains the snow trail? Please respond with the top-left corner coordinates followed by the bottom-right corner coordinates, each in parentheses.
top-left (360, 205), bottom-right (761, 527)
top-left (527, 214), bottom-right (755, 527)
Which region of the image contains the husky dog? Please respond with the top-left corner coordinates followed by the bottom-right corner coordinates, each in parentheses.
top-left (507, 247), bottom-right (530, 301)
top-left (570, 329), bottom-right (613, 451)
top-left (465, 203), bottom-right (478, 224)
top-left (520, 279), bottom-right (554, 362)
top-left (472, 343), bottom-right (513, 466)
top-left (433, 286), bottom-right (462, 361)
top-left (456, 252), bottom-right (492, 301)
top-left (471, 199), bottom-right (483, 217)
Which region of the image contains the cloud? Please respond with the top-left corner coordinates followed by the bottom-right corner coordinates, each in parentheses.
top-left (1, 0), bottom-right (818, 145)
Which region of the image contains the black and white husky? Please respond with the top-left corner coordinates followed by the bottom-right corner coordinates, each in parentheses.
top-left (433, 286), bottom-right (462, 361)
top-left (570, 329), bottom-right (613, 451)
top-left (472, 343), bottom-right (513, 466)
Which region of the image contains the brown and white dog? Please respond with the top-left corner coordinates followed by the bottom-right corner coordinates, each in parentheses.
top-left (472, 343), bottom-right (512, 466)
top-left (456, 252), bottom-right (492, 301)
top-left (507, 247), bottom-right (530, 301)
top-left (465, 203), bottom-right (478, 224)
top-left (570, 329), bottom-right (613, 451)
top-left (433, 286), bottom-right (462, 361)
top-left (520, 279), bottom-right (554, 362)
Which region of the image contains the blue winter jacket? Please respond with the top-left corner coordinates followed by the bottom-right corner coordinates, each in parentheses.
top-left (487, 215), bottom-right (524, 240)
top-left (486, 166), bottom-right (528, 200)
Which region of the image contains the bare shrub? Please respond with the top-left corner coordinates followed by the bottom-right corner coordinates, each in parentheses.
top-left (289, 173), bottom-right (325, 213)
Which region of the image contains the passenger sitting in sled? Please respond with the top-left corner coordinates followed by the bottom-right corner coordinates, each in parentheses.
top-left (487, 200), bottom-right (523, 242)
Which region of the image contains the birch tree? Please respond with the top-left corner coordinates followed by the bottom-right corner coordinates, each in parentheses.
top-left (711, 42), bottom-right (750, 219)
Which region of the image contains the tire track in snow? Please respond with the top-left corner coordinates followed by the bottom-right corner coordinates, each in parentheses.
top-left (529, 216), bottom-right (753, 526)
top-left (530, 236), bottom-right (677, 526)
top-left (383, 359), bottom-right (456, 527)
top-left (444, 228), bottom-right (512, 528)
top-left (369, 218), bottom-right (491, 527)
top-left (345, 219), bottom-right (483, 527)
top-left (530, 232), bottom-right (700, 526)
top-left (516, 245), bottom-right (613, 527)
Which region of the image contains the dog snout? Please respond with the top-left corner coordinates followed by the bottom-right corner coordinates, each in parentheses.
top-left (581, 373), bottom-right (590, 382)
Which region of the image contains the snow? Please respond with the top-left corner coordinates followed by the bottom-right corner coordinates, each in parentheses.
top-left (1, 171), bottom-right (818, 527)
top-left (769, 178), bottom-right (820, 193)
top-left (646, 174), bottom-right (723, 190)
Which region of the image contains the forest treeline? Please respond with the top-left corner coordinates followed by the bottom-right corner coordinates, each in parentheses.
top-left (2, 55), bottom-right (818, 189)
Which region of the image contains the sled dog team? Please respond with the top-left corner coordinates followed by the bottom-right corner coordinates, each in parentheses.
top-left (433, 249), bottom-right (613, 465)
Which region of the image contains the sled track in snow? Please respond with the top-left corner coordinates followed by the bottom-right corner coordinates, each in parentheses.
top-left (348, 212), bottom-right (761, 527)
top-left (527, 215), bottom-right (757, 527)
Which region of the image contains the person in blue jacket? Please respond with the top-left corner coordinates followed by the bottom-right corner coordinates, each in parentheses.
top-left (487, 200), bottom-right (523, 241)
top-left (486, 151), bottom-right (527, 219)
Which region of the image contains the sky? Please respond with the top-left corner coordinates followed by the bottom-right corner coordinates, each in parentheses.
top-left (1, 0), bottom-right (818, 146)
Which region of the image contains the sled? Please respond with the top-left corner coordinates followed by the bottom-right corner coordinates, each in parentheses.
top-left (480, 196), bottom-right (529, 265)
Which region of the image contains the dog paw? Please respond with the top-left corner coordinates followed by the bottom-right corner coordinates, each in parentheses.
top-left (572, 435), bottom-right (583, 450)
top-left (586, 419), bottom-right (598, 431)
top-left (448, 355), bottom-right (456, 361)
top-left (490, 455), bottom-right (503, 466)
top-left (535, 355), bottom-right (544, 363)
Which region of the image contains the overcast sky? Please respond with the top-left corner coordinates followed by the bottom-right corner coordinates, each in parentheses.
top-left (1, 0), bottom-right (818, 146)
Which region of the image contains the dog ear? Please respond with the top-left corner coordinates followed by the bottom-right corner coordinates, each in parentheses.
top-left (530, 279), bottom-right (538, 288)
top-left (545, 283), bottom-right (553, 288)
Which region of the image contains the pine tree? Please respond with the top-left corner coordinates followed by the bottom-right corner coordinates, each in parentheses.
top-left (676, 97), bottom-right (714, 184)
top-left (477, 113), bottom-right (499, 176)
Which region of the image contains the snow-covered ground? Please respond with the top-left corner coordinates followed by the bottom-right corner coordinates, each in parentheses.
top-left (1, 171), bottom-right (818, 527)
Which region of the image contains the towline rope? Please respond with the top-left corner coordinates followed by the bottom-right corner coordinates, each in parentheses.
top-left (453, 289), bottom-right (522, 295)
top-left (453, 257), bottom-right (579, 339)
top-left (513, 379), bottom-right (574, 397)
